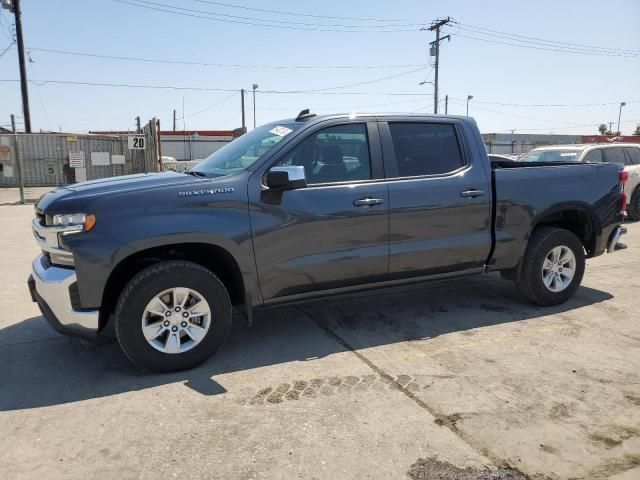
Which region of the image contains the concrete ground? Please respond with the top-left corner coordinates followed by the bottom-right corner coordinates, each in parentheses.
top-left (0, 204), bottom-right (638, 480)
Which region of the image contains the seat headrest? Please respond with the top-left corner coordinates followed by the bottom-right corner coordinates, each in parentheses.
top-left (322, 145), bottom-right (344, 166)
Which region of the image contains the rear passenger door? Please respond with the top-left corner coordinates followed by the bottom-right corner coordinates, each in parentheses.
top-left (379, 120), bottom-right (492, 279)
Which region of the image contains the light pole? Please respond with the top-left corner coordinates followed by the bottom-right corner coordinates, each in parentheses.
top-left (419, 80), bottom-right (434, 112)
top-left (252, 84), bottom-right (258, 129)
top-left (466, 95), bottom-right (474, 117)
top-left (617, 102), bottom-right (626, 136)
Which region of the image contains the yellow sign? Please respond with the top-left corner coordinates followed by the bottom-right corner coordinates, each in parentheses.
top-left (66, 135), bottom-right (78, 142)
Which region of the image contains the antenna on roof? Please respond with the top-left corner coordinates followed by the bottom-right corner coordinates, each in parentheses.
top-left (296, 109), bottom-right (316, 121)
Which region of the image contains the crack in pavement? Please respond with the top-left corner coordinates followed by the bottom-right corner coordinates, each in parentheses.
top-left (297, 306), bottom-right (508, 469)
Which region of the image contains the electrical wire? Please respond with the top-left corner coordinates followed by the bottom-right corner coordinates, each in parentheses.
top-left (451, 21), bottom-right (639, 55)
top-left (179, 91), bottom-right (238, 119)
top-left (27, 47), bottom-right (423, 70)
top-left (448, 97), bottom-right (639, 108)
top-left (189, 0), bottom-right (416, 23)
top-left (0, 42), bottom-right (14, 59)
top-left (113, 0), bottom-right (418, 32)
top-left (447, 31), bottom-right (638, 57)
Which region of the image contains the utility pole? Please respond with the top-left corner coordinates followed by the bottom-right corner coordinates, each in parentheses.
top-left (172, 109), bottom-right (176, 131)
top-left (136, 116), bottom-right (141, 133)
top-left (608, 122), bottom-right (614, 135)
top-left (10, 114), bottom-right (25, 203)
top-left (428, 17), bottom-right (451, 115)
top-left (4, 0), bottom-right (32, 132)
top-left (252, 84), bottom-right (258, 129)
top-left (240, 89), bottom-right (246, 133)
top-left (466, 95), bottom-right (474, 117)
top-left (445, 94), bottom-right (448, 115)
top-left (617, 102), bottom-right (626, 136)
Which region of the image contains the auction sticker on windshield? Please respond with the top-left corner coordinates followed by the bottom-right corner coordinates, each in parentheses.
top-left (269, 126), bottom-right (293, 137)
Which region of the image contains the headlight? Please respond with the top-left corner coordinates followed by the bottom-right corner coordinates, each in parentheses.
top-left (52, 213), bottom-right (96, 232)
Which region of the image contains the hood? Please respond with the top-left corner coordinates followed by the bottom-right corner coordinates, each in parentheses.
top-left (36, 171), bottom-right (203, 213)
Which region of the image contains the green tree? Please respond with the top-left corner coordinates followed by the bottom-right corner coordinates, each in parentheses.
top-left (634, 124), bottom-right (640, 136)
top-left (598, 124), bottom-right (608, 135)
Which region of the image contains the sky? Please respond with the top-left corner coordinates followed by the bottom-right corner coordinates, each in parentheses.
top-left (0, 0), bottom-right (639, 135)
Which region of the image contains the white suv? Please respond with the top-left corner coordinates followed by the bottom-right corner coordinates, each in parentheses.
top-left (519, 144), bottom-right (640, 220)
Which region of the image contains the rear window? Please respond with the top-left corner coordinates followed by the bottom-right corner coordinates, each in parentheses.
top-left (583, 149), bottom-right (603, 163)
top-left (519, 149), bottom-right (582, 163)
top-left (387, 123), bottom-right (464, 177)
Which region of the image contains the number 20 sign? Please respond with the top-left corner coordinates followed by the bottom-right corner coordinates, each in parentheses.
top-left (128, 136), bottom-right (146, 150)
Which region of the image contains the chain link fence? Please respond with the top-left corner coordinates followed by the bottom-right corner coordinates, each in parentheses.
top-left (0, 120), bottom-right (160, 204)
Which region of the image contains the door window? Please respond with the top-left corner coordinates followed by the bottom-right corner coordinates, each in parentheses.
top-left (277, 123), bottom-right (371, 184)
top-left (603, 147), bottom-right (626, 164)
top-left (387, 123), bottom-right (465, 177)
top-left (583, 149), bottom-right (603, 163)
top-left (624, 147), bottom-right (640, 165)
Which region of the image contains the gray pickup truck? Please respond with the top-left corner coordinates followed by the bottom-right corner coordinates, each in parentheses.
top-left (28, 112), bottom-right (627, 372)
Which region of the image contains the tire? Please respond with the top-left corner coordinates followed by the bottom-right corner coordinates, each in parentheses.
top-left (516, 227), bottom-right (585, 306)
top-left (114, 260), bottom-right (232, 373)
top-left (627, 188), bottom-right (640, 222)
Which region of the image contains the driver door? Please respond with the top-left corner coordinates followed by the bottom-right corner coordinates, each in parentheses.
top-left (248, 121), bottom-right (389, 302)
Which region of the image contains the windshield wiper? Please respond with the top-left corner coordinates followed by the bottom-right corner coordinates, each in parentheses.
top-left (183, 170), bottom-right (207, 177)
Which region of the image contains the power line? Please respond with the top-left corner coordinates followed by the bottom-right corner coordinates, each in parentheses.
top-left (448, 97), bottom-right (640, 108)
top-left (123, 0), bottom-right (423, 28)
top-left (0, 66), bottom-right (428, 94)
top-left (447, 31), bottom-right (638, 57)
top-left (189, 0), bottom-right (416, 23)
top-left (113, 0), bottom-right (418, 32)
top-left (0, 41), bottom-right (14, 58)
top-left (179, 91), bottom-right (238, 119)
top-left (451, 21), bottom-right (639, 55)
top-left (27, 46), bottom-right (423, 70)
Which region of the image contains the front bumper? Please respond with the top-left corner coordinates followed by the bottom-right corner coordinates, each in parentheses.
top-left (28, 255), bottom-right (100, 339)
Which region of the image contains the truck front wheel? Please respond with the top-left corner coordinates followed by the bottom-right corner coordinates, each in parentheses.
top-left (114, 261), bottom-right (232, 372)
top-left (516, 227), bottom-right (585, 306)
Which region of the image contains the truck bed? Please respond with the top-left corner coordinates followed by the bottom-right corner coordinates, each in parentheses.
top-left (488, 161), bottom-right (623, 272)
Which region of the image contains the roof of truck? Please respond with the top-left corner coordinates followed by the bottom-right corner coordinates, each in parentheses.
top-left (531, 143), bottom-right (640, 151)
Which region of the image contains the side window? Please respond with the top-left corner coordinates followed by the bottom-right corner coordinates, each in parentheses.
top-left (388, 123), bottom-right (464, 177)
top-left (603, 147), bottom-right (626, 165)
top-left (583, 149), bottom-right (603, 163)
top-left (277, 123), bottom-right (371, 184)
top-left (624, 147), bottom-right (640, 165)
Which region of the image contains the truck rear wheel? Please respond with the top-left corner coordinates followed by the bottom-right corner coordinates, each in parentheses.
top-left (114, 261), bottom-right (232, 372)
top-left (516, 227), bottom-right (585, 306)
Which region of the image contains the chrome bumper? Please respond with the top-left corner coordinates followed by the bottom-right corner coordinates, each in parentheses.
top-left (30, 255), bottom-right (99, 337)
top-left (607, 226), bottom-right (627, 253)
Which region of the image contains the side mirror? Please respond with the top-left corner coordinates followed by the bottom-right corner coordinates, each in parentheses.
top-left (265, 166), bottom-right (307, 190)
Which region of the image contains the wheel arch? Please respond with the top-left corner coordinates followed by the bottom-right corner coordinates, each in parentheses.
top-left (529, 203), bottom-right (601, 257)
top-left (100, 242), bottom-right (247, 330)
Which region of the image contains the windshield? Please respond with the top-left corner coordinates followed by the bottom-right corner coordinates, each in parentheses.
top-left (192, 123), bottom-right (302, 177)
top-left (519, 149), bottom-right (582, 163)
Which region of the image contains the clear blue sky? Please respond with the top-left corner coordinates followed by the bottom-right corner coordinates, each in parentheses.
top-left (0, 0), bottom-right (639, 134)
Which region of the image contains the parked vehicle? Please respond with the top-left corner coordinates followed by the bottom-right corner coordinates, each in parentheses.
top-left (519, 144), bottom-right (640, 220)
top-left (488, 153), bottom-right (518, 163)
top-left (28, 112), bottom-right (627, 372)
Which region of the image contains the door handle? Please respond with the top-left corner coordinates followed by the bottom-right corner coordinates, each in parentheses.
top-left (460, 189), bottom-right (485, 198)
top-left (354, 197), bottom-right (384, 207)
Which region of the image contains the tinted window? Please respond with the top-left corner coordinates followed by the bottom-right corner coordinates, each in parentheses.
top-left (388, 123), bottom-right (464, 177)
top-left (277, 123), bottom-right (371, 184)
top-left (603, 147), bottom-right (626, 165)
top-left (624, 147), bottom-right (640, 165)
top-left (583, 149), bottom-right (603, 163)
